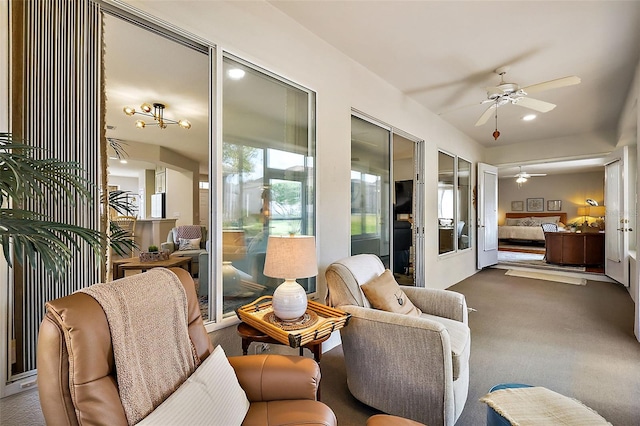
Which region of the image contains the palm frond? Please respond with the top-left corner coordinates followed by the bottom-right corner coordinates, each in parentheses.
top-left (0, 211), bottom-right (105, 276)
top-left (109, 220), bottom-right (138, 256)
top-left (107, 189), bottom-right (138, 216)
top-left (0, 133), bottom-right (105, 278)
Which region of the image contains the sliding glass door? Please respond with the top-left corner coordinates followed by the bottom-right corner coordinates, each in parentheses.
top-left (350, 113), bottom-right (424, 286)
top-left (351, 115), bottom-right (391, 264)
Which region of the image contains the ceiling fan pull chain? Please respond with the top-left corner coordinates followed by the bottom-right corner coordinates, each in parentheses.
top-left (493, 102), bottom-right (500, 140)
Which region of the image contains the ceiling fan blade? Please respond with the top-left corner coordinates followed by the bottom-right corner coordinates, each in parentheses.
top-left (512, 96), bottom-right (556, 112)
top-left (475, 105), bottom-right (496, 126)
top-left (521, 75), bottom-right (581, 94)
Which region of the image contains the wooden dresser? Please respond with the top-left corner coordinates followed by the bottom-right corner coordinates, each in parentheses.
top-left (544, 232), bottom-right (605, 266)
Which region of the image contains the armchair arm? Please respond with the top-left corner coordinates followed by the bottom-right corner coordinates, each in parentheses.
top-left (401, 287), bottom-right (468, 324)
top-left (337, 305), bottom-right (457, 425)
top-left (228, 354), bottom-right (320, 402)
top-left (161, 242), bottom-right (176, 253)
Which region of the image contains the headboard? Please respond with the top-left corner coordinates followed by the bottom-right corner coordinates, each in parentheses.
top-left (505, 212), bottom-right (567, 224)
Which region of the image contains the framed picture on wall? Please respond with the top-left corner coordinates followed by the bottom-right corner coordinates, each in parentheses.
top-left (511, 201), bottom-right (524, 211)
top-left (547, 200), bottom-right (562, 211)
top-left (527, 198), bottom-right (544, 212)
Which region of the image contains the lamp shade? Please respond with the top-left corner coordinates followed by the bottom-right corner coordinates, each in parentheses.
top-left (577, 207), bottom-right (588, 217)
top-left (264, 235), bottom-right (317, 321)
top-left (222, 229), bottom-right (246, 261)
top-left (263, 235), bottom-right (318, 279)
top-left (589, 206), bottom-right (606, 217)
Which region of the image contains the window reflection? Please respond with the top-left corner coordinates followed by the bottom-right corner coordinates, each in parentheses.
top-left (438, 151), bottom-right (472, 254)
top-left (219, 56), bottom-right (316, 318)
top-left (438, 152), bottom-right (455, 254)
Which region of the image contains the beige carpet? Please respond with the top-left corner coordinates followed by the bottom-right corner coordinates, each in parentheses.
top-left (505, 269), bottom-right (587, 285)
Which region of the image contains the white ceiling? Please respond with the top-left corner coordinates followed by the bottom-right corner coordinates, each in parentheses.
top-left (269, 1), bottom-right (639, 146)
top-left (105, 2), bottom-right (640, 179)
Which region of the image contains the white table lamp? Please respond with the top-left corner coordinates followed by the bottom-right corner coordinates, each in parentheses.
top-left (263, 235), bottom-right (317, 321)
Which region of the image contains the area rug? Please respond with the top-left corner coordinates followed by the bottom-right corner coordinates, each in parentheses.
top-left (498, 243), bottom-right (546, 254)
top-left (505, 269), bottom-right (587, 286)
top-left (497, 251), bottom-right (587, 272)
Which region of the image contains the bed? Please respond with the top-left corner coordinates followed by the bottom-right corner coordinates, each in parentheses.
top-left (498, 212), bottom-right (568, 242)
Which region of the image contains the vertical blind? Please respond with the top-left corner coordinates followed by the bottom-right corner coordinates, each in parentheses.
top-left (9, 0), bottom-right (102, 379)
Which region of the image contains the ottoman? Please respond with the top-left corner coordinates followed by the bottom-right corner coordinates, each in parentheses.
top-left (484, 383), bottom-right (532, 426)
top-left (481, 383), bottom-right (611, 426)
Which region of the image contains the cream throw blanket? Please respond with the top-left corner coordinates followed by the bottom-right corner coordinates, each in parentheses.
top-left (480, 386), bottom-right (612, 425)
top-left (80, 268), bottom-right (199, 425)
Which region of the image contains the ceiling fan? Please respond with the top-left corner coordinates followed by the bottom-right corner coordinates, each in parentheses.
top-left (474, 66), bottom-right (581, 127)
top-left (514, 166), bottom-right (546, 184)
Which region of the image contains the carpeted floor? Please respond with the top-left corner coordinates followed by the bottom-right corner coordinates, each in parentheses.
top-left (319, 268), bottom-right (640, 425)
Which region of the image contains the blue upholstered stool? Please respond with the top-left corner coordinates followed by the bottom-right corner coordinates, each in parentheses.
top-left (486, 383), bottom-right (533, 426)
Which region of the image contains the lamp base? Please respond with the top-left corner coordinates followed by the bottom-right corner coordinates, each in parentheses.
top-left (272, 279), bottom-right (308, 321)
top-left (222, 261), bottom-right (241, 296)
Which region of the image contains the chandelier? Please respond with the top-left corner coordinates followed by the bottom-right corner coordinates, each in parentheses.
top-left (123, 102), bottom-right (191, 130)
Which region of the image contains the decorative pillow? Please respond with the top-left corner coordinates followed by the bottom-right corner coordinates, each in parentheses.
top-left (517, 218), bottom-right (537, 226)
top-left (505, 218), bottom-right (520, 226)
top-left (179, 237), bottom-right (201, 251)
top-left (360, 269), bottom-right (422, 316)
top-left (138, 345), bottom-right (250, 425)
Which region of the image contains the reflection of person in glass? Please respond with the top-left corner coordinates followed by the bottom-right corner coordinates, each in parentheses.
top-left (247, 187), bottom-right (275, 288)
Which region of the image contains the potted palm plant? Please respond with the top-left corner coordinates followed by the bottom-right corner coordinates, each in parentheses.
top-left (0, 132), bottom-right (105, 277)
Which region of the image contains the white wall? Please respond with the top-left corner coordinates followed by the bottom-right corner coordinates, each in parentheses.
top-left (485, 129), bottom-right (617, 166)
top-left (166, 168), bottom-right (194, 227)
top-left (124, 0), bottom-right (485, 293)
top-left (108, 175), bottom-right (138, 194)
top-left (394, 158), bottom-right (414, 182)
top-left (498, 171), bottom-right (605, 225)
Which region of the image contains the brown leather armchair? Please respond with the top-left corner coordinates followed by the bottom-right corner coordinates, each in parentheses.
top-left (37, 267), bottom-right (336, 426)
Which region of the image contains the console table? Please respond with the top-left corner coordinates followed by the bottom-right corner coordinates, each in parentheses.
top-left (544, 232), bottom-right (605, 266)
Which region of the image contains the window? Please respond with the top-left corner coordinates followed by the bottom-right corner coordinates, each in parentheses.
top-left (438, 151), bottom-right (472, 254)
top-left (216, 55), bottom-right (316, 319)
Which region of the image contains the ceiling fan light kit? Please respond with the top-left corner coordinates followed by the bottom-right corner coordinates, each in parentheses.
top-left (514, 166), bottom-right (547, 186)
top-left (123, 102), bottom-right (191, 130)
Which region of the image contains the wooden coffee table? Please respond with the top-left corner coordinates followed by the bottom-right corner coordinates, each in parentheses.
top-left (113, 256), bottom-right (192, 280)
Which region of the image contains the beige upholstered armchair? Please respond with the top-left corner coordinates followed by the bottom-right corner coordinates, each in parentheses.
top-left (325, 254), bottom-right (470, 426)
top-left (161, 225), bottom-right (207, 275)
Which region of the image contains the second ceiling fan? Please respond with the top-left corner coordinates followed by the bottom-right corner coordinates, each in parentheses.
top-left (475, 66), bottom-right (581, 127)
top-left (514, 166), bottom-right (546, 185)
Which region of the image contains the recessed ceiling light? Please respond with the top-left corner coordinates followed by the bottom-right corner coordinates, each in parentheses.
top-left (522, 114), bottom-right (537, 121)
top-left (227, 68), bottom-right (246, 80)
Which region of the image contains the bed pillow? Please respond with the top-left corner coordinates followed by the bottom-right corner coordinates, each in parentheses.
top-left (361, 269), bottom-right (422, 316)
top-left (540, 215), bottom-right (561, 224)
top-left (138, 345), bottom-right (250, 425)
top-left (505, 218), bottom-right (520, 226)
top-left (179, 237), bottom-right (201, 251)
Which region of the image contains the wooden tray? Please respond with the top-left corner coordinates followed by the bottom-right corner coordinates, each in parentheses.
top-left (236, 296), bottom-right (351, 348)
